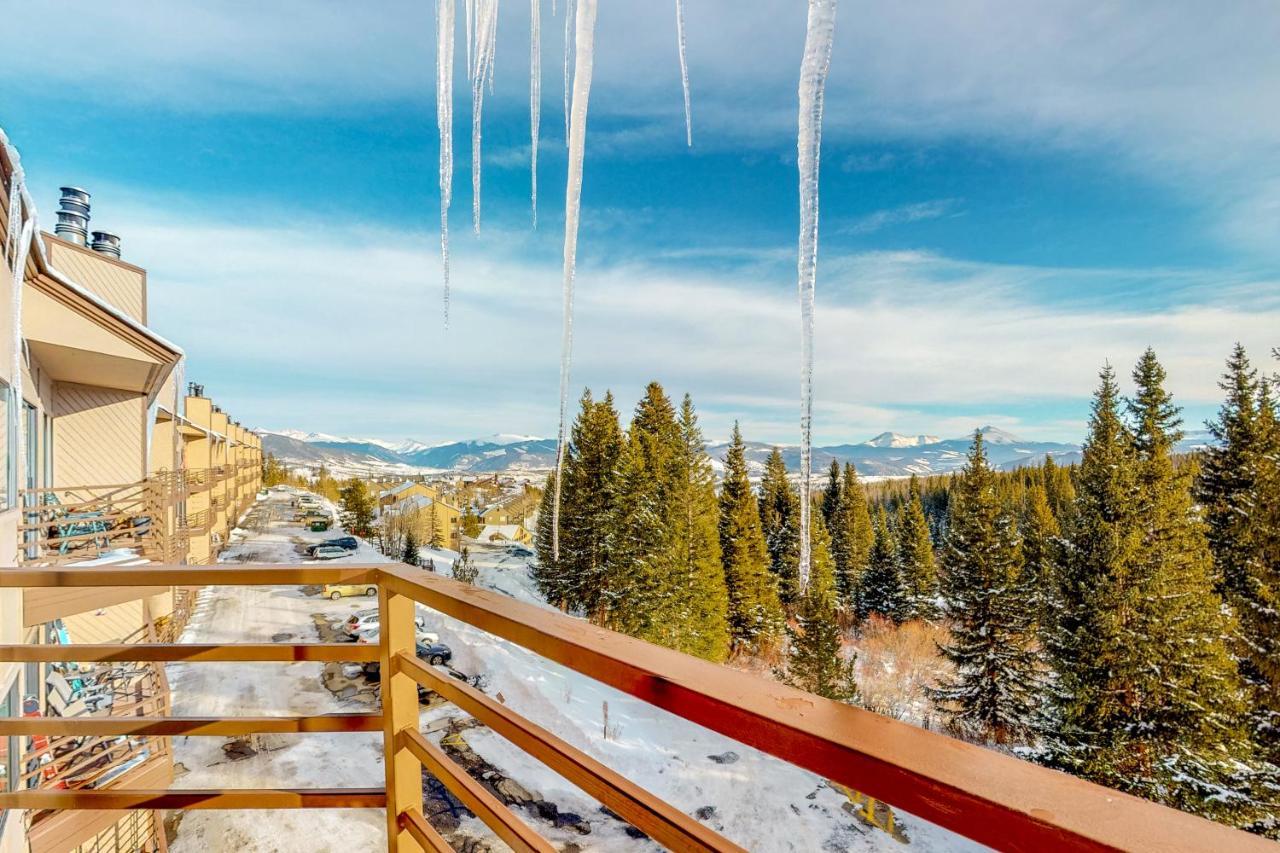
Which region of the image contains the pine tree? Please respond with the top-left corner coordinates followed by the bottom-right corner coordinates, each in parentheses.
top-left (532, 470), bottom-right (565, 603)
top-left (931, 432), bottom-right (1040, 744)
top-left (758, 447), bottom-right (802, 606)
top-left (401, 530), bottom-right (421, 567)
top-left (895, 475), bottom-right (937, 619)
top-left (338, 480), bottom-right (375, 537)
top-left (666, 395), bottom-right (731, 661)
top-left (839, 463), bottom-right (874, 614)
top-left (778, 516), bottom-right (858, 701)
top-left (860, 505), bottom-right (906, 622)
top-left (452, 547), bottom-right (479, 585)
top-left (1041, 454), bottom-right (1077, 526)
top-left (820, 460), bottom-right (854, 599)
top-left (1198, 344), bottom-right (1280, 776)
top-left (557, 390), bottom-right (625, 617)
top-left (262, 453), bottom-right (288, 487)
top-left (460, 505), bottom-right (482, 538)
top-left (1049, 358), bottom-right (1251, 823)
top-left (719, 423), bottom-right (785, 652)
top-left (1019, 483), bottom-right (1060, 632)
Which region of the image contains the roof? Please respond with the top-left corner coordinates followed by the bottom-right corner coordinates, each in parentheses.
top-left (478, 524), bottom-right (526, 540)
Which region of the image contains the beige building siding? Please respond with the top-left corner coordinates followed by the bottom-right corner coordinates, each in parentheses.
top-left (52, 382), bottom-right (145, 486)
top-left (45, 236), bottom-right (146, 324)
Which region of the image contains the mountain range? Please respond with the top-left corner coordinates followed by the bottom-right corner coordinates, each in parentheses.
top-left (259, 425), bottom-right (1165, 480)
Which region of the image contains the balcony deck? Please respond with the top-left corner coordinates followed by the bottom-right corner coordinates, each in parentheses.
top-left (0, 563), bottom-right (1273, 853)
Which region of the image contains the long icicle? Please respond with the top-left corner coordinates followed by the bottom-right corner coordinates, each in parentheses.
top-left (465, 0), bottom-right (475, 79)
top-left (562, 0), bottom-right (575, 145)
top-left (796, 0), bottom-right (837, 590)
top-left (471, 0), bottom-right (500, 233)
top-left (551, 0), bottom-right (598, 561)
top-left (530, 0), bottom-right (541, 227)
top-left (675, 0), bottom-right (692, 146)
top-left (437, 0), bottom-right (456, 326)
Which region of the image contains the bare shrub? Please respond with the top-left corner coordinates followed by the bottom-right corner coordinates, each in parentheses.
top-left (854, 616), bottom-right (953, 729)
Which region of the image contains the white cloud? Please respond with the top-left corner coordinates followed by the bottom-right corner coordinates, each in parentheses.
top-left (838, 199), bottom-right (960, 235)
top-left (107, 203), bottom-right (1279, 445)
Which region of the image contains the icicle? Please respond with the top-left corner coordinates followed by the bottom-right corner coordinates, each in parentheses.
top-left (4, 166), bottom-right (22, 265)
top-left (795, 0), bottom-right (837, 591)
top-left (551, 0), bottom-right (597, 561)
top-left (465, 0), bottom-right (475, 79)
top-left (488, 4), bottom-right (499, 95)
top-left (9, 208), bottom-right (33, 506)
top-left (437, 0), bottom-right (457, 326)
top-left (675, 0), bottom-right (692, 146)
top-left (562, 0), bottom-right (575, 145)
top-left (530, 0), bottom-right (541, 227)
top-left (471, 0), bottom-right (500, 233)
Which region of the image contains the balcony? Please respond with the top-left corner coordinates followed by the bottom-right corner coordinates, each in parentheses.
top-left (19, 482), bottom-right (166, 566)
top-left (0, 563), bottom-right (1269, 852)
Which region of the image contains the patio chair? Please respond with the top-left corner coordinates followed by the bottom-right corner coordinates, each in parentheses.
top-left (47, 670), bottom-right (112, 714)
top-left (40, 492), bottom-right (112, 555)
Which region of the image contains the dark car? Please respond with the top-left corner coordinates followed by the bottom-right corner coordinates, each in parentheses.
top-left (361, 641), bottom-right (453, 682)
top-left (306, 536), bottom-right (359, 556)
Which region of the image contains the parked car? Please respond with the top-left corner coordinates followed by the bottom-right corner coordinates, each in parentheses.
top-left (348, 625), bottom-right (439, 646)
top-left (341, 610), bottom-right (425, 636)
top-left (322, 581), bottom-right (376, 600)
top-left (307, 537), bottom-right (358, 556)
top-left (361, 641), bottom-right (454, 681)
top-left (312, 545), bottom-right (350, 561)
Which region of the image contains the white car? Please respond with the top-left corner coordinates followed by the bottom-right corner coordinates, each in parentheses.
top-left (310, 545), bottom-right (348, 560)
top-left (350, 625), bottom-right (440, 646)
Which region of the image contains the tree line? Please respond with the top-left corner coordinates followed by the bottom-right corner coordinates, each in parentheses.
top-left (535, 345), bottom-right (1279, 836)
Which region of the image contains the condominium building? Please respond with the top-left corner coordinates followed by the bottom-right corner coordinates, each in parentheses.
top-left (0, 134), bottom-right (261, 853)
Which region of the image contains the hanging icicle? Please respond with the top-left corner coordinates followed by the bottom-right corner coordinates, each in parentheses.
top-left (530, 0), bottom-right (541, 227)
top-left (7, 168), bottom-right (33, 500)
top-left (675, 0), bottom-right (692, 146)
top-left (551, 0), bottom-right (598, 561)
top-left (437, 0), bottom-right (457, 326)
top-left (795, 0), bottom-right (837, 590)
top-left (471, 0), bottom-right (500, 233)
top-left (563, 0), bottom-right (575, 145)
top-left (465, 0), bottom-right (476, 80)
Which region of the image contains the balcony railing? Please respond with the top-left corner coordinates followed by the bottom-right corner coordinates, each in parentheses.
top-left (19, 482), bottom-right (165, 565)
top-left (0, 563), bottom-right (1272, 853)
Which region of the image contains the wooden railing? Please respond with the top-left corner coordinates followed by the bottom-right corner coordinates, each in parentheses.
top-left (0, 564), bottom-right (1273, 853)
top-left (19, 482), bottom-right (163, 565)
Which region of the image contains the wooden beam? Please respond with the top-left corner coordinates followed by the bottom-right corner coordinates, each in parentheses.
top-left (0, 788), bottom-right (386, 810)
top-left (398, 808), bottom-right (455, 853)
top-left (396, 652), bottom-right (740, 853)
top-left (0, 563), bottom-right (381, 588)
top-left (0, 714), bottom-right (382, 736)
top-left (380, 586), bottom-right (425, 853)
top-left (0, 643), bottom-right (379, 663)
top-left (400, 728), bottom-right (555, 853)
top-left (377, 563), bottom-right (1274, 853)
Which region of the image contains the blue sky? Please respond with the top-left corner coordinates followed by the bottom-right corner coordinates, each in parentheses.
top-left (2, 1), bottom-right (1277, 445)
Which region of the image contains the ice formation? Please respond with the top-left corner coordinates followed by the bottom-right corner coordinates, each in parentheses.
top-left (471, 0), bottom-right (500, 233)
top-left (437, 0), bottom-right (457, 326)
top-left (551, 0), bottom-right (598, 560)
top-left (796, 0), bottom-right (837, 589)
top-left (675, 0), bottom-right (692, 146)
top-left (530, 0), bottom-right (541, 226)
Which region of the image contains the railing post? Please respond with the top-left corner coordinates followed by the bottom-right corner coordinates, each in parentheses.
top-left (379, 584), bottom-right (424, 852)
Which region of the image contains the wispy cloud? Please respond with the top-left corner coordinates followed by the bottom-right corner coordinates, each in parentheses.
top-left (838, 199), bottom-right (961, 235)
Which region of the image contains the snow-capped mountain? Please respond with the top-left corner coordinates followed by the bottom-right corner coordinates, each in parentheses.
top-left (861, 431), bottom-right (943, 448)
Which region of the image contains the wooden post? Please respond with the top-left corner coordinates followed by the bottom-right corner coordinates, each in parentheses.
top-left (379, 586), bottom-right (424, 852)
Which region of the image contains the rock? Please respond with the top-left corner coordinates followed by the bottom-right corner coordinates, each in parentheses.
top-left (495, 777), bottom-right (535, 805)
top-left (221, 739), bottom-right (257, 761)
top-left (271, 632), bottom-right (294, 642)
top-left (695, 805), bottom-right (717, 820)
top-left (557, 813), bottom-right (590, 835)
top-left (706, 751), bottom-right (739, 765)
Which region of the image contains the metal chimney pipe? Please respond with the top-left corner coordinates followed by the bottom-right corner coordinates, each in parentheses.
top-left (54, 186), bottom-right (91, 245)
top-left (89, 230), bottom-right (121, 259)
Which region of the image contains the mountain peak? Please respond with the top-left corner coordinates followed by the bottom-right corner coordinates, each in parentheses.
top-left (976, 425), bottom-right (1023, 444)
top-left (862, 431), bottom-right (942, 448)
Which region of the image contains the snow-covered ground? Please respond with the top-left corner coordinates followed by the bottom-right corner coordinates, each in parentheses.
top-left (168, 489), bottom-right (984, 852)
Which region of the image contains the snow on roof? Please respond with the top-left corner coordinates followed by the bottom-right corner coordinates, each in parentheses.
top-left (380, 480), bottom-right (425, 499)
top-left (477, 524), bottom-right (525, 541)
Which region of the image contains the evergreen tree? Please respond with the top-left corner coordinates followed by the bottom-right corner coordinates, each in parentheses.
top-left (777, 517), bottom-right (858, 701)
top-left (262, 453), bottom-right (288, 487)
top-left (931, 432), bottom-right (1040, 744)
top-left (452, 547), bottom-right (479, 585)
top-left (1049, 359), bottom-right (1251, 823)
top-left (666, 395), bottom-right (731, 661)
top-left (758, 447), bottom-right (802, 606)
top-left (860, 505), bottom-right (907, 622)
top-left (838, 463), bottom-right (874, 613)
top-left (338, 480), bottom-right (375, 537)
top-left (820, 460), bottom-right (854, 599)
top-left (1041, 454), bottom-right (1077, 526)
top-left (532, 470), bottom-right (564, 602)
top-left (895, 475), bottom-right (937, 619)
top-left (556, 390), bottom-right (625, 617)
top-left (1019, 483), bottom-right (1060, 632)
top-left (719, 423), bottom-right (785, 652)
top-left (401, 530), bottom-right (421, 567)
